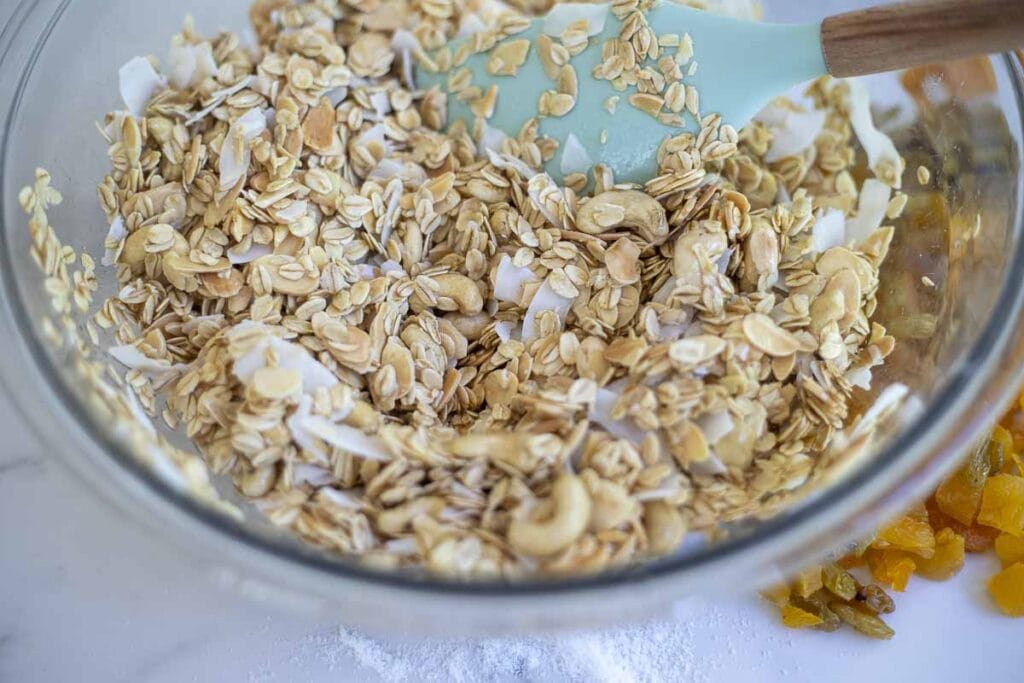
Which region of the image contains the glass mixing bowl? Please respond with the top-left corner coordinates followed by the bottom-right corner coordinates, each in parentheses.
top-left (0, 0), bottom-right (1022, 634)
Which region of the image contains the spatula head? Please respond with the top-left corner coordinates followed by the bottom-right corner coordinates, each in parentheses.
top-left (416, 3), bottom-right (825, 183)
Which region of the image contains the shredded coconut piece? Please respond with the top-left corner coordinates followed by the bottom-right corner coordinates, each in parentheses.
top-left (521, 278), bottom-right (574, 342)
top-left (560, 133), bottom-right (593, 177)
top-left (542, 2), bottom-right (610, 37)
top-left (119, 56), bottom-right (167, 117)
top-left (847, 79), bottom-right (902, 186)
top-left (812, 209), bottom-right (846, 253)
top-left (845, 178), bottom-right (891, 244)
top-left (493, 254), bottom-right (538, 304)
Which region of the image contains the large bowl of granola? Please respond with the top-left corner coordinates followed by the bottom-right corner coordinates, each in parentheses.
top-left (0, 0), bottom-right (1022, 633)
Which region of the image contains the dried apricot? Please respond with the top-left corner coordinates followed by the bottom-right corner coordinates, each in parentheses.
top-left (780, 604), bottom-right (824, 628)
top-left (874, 515), bottom-right (936, 558)
top-left (865, 548), bottom-right (916, 592)
top-left (822, 564), bottom-right (858, 601)
top-left (760, 583), bottom-right (790, 607)
top-left (792, 565), bottom-right (823, 598)
top-left (994, 533), bottom-right (1024, 568)
top-left (976, 474), bottom-right (1024, 536)
top-left (987, 562), bottom-right (1024, 617)
top-left (915, 528), bottom-right (965, 580)
top-left (935, 471), bottom-right (982, 526)
top-left (925, 495), bottom-right (999, 552)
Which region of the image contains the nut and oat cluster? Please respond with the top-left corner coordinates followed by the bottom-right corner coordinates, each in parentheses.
top-left (21, 0), bottom-right (913, 578)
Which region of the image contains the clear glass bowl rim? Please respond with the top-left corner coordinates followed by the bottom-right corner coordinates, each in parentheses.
top-left (1, 0), bottom-right (1024, 609)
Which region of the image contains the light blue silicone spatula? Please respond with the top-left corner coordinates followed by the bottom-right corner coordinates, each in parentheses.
top-left (417, 0), bottom-right (1023, 183)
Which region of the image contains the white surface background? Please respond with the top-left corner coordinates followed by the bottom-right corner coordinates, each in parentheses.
top-left (1, 391), bottom-right (1020, 682)
top-left (0, 2), bottom-right (1020, 681)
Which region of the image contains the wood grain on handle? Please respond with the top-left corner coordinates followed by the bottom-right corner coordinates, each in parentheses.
top-left (822, 0), bottom-right (1024, 78)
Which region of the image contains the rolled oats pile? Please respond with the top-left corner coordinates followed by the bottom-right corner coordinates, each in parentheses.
top-left (21, 0), bottom-right (912, 578)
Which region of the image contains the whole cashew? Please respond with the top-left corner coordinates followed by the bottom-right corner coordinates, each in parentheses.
top-left (443, 311), bottom-right (492, 341)
top-left (508, 475), bottom-right (591, 557)
top-left (576, 190), bottom-right (668, 243)
top-left (583, 471), bottom-right (641, 532)
top-left (376, 496), bottom-right (446, 536)
top-left (411, 273), bottom-right (484, 315)
top-left (643, 501), bottom-right (687, 555)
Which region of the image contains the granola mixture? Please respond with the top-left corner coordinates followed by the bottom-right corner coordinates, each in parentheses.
top-left (20, 0), bottom-right (913, 578)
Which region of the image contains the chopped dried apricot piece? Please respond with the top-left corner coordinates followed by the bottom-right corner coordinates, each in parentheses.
top-left (994, 533), bottom-right (1024, 568)
top-left (935, 471), bottom-right (983, 526)
top-left (760, 583), bottom-right (790, 607)
top-left (915, 528), bottom-right (965, 580)
top-left (874, 515), bottom-right (936, 558)
top-left (987, 562), bottom-right (1024, 617)
top-left (976, 474), bottom-right (1024, 536)
top-left (866, 549), bottom-right (916, 592)
top-left (792, 565), bottom-right (823, 598)
top-left (925, 495), bottom-right (999, 552)
top-left (780, 604), bottom-right (824, 628)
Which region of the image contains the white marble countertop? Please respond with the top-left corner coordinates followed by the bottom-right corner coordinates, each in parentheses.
top-left (1, 384), bottom-right (1020, 682)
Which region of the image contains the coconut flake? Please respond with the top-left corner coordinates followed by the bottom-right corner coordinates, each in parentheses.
top-left (383, 537), bottom-right (419, 555)
top-left (185, 75), bottom-right (255, 125)
top-left (319, 487), bottom-right (363, 510)
top-left (494, 320), bottom-right (516, 343)
top-left (486, 149), bottom-right (538, 180)
top-left (493, 254), bottom-right (538, 304)
top-left (391, 30), bottom-right (420, 88)
top-left (560, 133), bottom-right (593, 177)
top-left (119, 56), bottom-right (167, 117)
top-left (227, 241), bottom-right (272, 265)
top-left (522, 278), bottom-right (574, 342)
top-left (758, 102), bottom-right (826, 163)
top-left (457, 14), bottom-right (489, 39)
top-left (845, 364), bottom-right (873, 390)
top-left (695, 410), bottom-right (734, 444)
top-left (218, 107), bottom-right (266, 193)
top-left (715, 247), bottom-right (732, 274)
top-left (299, 415), bottom-right (391, 461)
top-left (652, 278), bottom-right (676, 304)
top-left (102, 216), bottom-right (128, 266)
top-left (233, 336), bottom-right (337, 394)
top-left (845, 178), bottom-right (890, 245)
top-left (478, 121), bottom-right (508, 155)
top-left (101, 111), bottom-right (135, 143)
top-left (273, 199), bottom-right (307, 224)
top-left (851, 382), bottom-right (910, 440)
top-left (542, 2), bottom-right (609, 37)
top-left (168, 41), bottom-right (217, 90)
top-left (356, 123), bottom-right (387, 149)
top-left (847, 79), bottom-right (902, 185)
top-left (366, 91), bottom-right (391, 121)
top-left (293, 463), bottom-right (334, 487)
top-left (325, 87), bottom-right (349, 106)
top-left (812, 209), bottom-right (846, 253)
top-left (590, 387), bottom-right (647, 445)
top-left (108, 344), bottom-right (187, 375)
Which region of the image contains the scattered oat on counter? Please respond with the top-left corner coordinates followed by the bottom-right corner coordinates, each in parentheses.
top-left (917, 164), bottom-right (932, 185)
top-left (21, 0), bottom-right (913, 579)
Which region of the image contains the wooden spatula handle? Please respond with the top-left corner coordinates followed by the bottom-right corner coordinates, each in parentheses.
top-left (822, 0), bottom-right (1024, 78)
